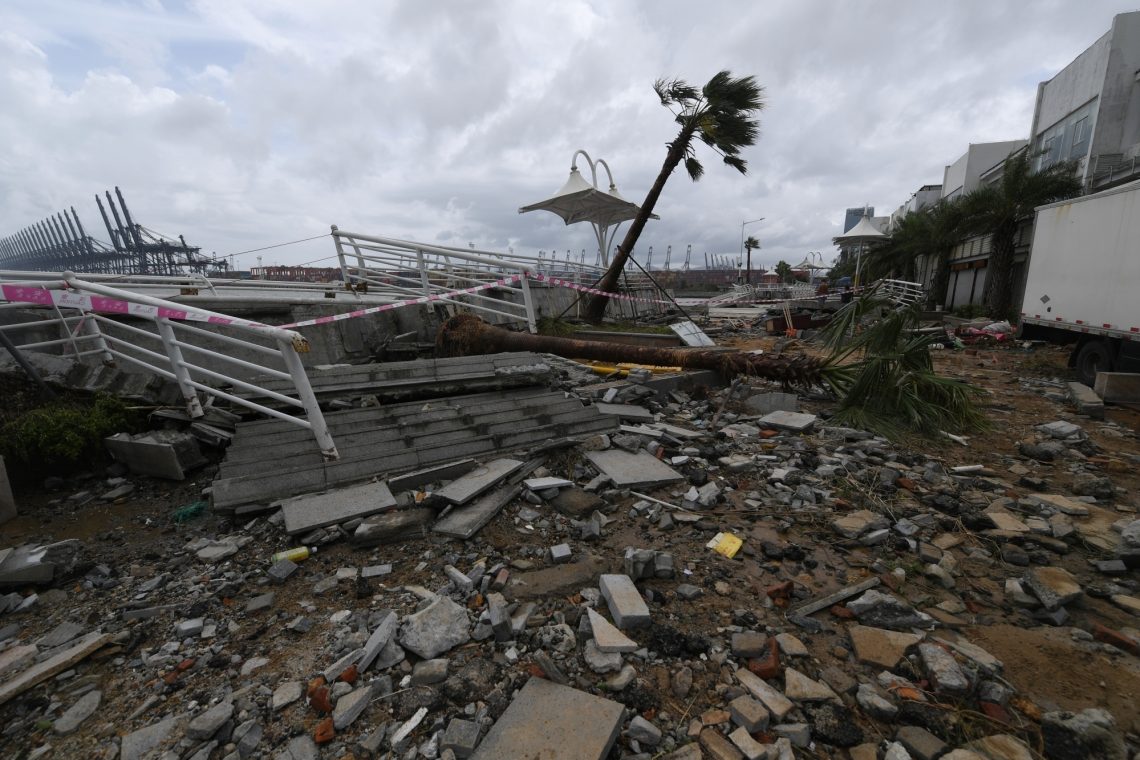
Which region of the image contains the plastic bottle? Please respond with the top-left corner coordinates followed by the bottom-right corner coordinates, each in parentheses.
top-left (271, 546), bottom-right (316, 563)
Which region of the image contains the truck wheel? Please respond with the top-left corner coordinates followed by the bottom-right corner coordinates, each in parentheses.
top-left (1075, 340), bottom-right (1114, 387)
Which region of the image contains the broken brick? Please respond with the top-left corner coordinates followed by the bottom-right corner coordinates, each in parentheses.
top-left (313, 716), bottom-right (335, 744)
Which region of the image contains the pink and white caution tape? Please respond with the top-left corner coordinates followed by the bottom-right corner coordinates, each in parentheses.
top-left (276, 275), bottom-right (525, 328)
top-left (0, 284), bottom-right (271, 330)
top-left (1, 273), bottom-right (671, 333)
top-left (525, 273), bottom-right (674, 305)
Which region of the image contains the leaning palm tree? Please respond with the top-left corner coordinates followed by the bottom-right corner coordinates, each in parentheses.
top-left (584, 71), bottom-right (765, 322)
top-left (743, 235), bottom-right (760, 284)
top-left (961, 150), bottom-right (1081, 317)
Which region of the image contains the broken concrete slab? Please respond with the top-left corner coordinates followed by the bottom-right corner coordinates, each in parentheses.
top-left (508, 556), bottom-right (609, 599)
top-left (434, 483), bottom-right (522, 540)
top-left (388, 458), bottom-right (478, 493)
top-left (104, 430), bottom-right (207, 480)
top-left (599, 574), bottom-right (651, 629)
top-left (469, 677), bottom-right (624, 760)
top-left (594, 402), bottom-right (655, 421)
top-left (276, 480), bottom-right (397, 535)
top-left (435, 459), bottom-right (525, 505)
top-left (120, 713), bottom-right (184, 760)
top-left (584, 449), bottom-right (684, 488)
top-left (1095, 371), bottom-right (1140, 403)
top-left (1067, 381), bottom-right (1104, 418)
top-left (849, 625), bottom-right (922, 669)
top-left (398, 596), bottom-right (470, 659)
top-left (0, 545), bottom-right (56, 586)
top-left (758, 410), bottom-right (817, 432)
top-left (746, 391), bottom-right (800, 415)
top-left (734, 667), bottom-right (794, 721)
top-left (586, 607), bottom-right (639, 652)
top-left (352, 507), bottom-right (435, 547)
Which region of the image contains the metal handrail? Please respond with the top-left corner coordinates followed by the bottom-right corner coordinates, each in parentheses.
top-left (0, 274), bottom-right (339, 460)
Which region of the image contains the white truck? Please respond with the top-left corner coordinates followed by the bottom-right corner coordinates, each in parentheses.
top-left (1019, 179), bottom-right (1140, 386)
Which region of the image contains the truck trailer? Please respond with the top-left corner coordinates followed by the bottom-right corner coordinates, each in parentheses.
top-left (1019, 179), bottom-right (1140, 386)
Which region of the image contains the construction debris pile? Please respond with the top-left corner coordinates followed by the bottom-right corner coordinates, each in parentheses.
top-left (0, 341), bottom-right (1138, 760)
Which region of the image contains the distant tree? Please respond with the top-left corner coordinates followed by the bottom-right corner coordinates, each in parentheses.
top-left (743, 236), bottom-right (760, 283)
top-left (774, 259), bottom-right (793, 283)
top-left (584, 71), bottom-right (765, 322)
top-left (960, 150), bottom-right (1082, 317)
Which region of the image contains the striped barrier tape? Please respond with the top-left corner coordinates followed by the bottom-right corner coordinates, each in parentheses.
top-left (526, 272), bottom-right (675, 305)
top-left (1, 273), bottom-right (673, 332)
top-left (277, 275), bottom-right (524, 328)
top-left (0, 283), bottom-right (272, 331)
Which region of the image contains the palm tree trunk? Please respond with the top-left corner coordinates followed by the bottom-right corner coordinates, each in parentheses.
top-left (983, 224), bottom-right (1018, 318)
top-left (927, 248), bottom-right (952, 310)
top-left (437, 314), bottom-right (828, 387)
top-left (583, 125), bottom-right (696, 323)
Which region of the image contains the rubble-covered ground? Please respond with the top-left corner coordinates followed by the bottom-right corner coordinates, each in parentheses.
top-left (1, 340), bottom-right (1138, 760)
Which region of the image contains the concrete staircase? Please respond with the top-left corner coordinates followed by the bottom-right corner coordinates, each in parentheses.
top-left (211, 386), bottom-right (618, 511)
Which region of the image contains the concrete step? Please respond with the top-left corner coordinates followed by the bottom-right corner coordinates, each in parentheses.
top-left (218, 402), bottom-right (601, 475)
top-left (221, 392), bottom-right (585, 457)
top-left (211, 415), bottom-right (616, 510)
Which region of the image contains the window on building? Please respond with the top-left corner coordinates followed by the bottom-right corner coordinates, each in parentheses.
top-left (1069, 115), bottom-right (1090, 158)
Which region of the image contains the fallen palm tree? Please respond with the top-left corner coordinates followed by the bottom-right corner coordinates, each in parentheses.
top-left (436, 313), bottom-right (833, 388)
top-left (436, 298), bottom-right (987, 440)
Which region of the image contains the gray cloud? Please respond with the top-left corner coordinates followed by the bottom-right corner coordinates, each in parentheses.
top-left (1, 0), bottom-right (1135, 272)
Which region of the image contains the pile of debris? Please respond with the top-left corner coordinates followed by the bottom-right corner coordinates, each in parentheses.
top-left (0, 345), bottom-right (1138, 760)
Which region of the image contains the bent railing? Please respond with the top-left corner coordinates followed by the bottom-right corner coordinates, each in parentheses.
top-left (0, 272), bottom-right (338, 460)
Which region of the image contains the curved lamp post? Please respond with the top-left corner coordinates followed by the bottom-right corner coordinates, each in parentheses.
top-left (519, 150), bottom-right (656, 267)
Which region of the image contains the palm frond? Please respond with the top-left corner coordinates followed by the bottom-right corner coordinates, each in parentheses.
top-left (684, 156), bottom-right (705, 181)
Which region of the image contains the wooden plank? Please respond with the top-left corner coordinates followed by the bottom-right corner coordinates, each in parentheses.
top-left (0, 632), bottom-right (110, 706)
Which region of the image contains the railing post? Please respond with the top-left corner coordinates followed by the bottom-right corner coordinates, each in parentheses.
top-left (331, 225), bottom-right (351, 285)
top-left (519, 274), bottom-right (537, 334)
top-left (416, 249), bottom-right (432, 298)
top-left (276, 337), bottom-right (339, 461)
top-left (155, 318), bottom-right (204, 418)
top-left (80, 311), bottom-right (115, 366)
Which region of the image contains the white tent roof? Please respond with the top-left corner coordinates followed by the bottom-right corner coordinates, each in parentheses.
top-left (833, 216), bottom-right (888, 244)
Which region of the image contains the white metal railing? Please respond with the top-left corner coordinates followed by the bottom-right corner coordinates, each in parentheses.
top-left (330, 228), bottom-right (673, 329)
top-left (875, 279), bottom-right (925, 307)
top-left (707, 282), bottom-right (817, 305)
top-left (0, 273), bottom-right (339, 460)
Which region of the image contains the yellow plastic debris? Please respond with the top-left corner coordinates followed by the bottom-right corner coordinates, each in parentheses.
top-left (706, 532), bottom-right (743, 559)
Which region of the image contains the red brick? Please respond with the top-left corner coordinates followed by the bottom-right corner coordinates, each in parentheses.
top-left (314, 717), bottom-right (335, 744)
top-left (337, 664), bottom-right (358, 684)
top-left (979, 701), bottom-right (1012, 725)
top-left (1092, 622), bottom-right (1140, 656)
top-left (747, 638), bottom-right (781, 680)
top-left (830, 604), bottom-right (856, 619)
top-left (308, 685), bottom-right (333, 714)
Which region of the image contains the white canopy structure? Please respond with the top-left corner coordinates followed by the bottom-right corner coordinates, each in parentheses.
top-left (833, 216), bottom-right (888, 286)
top-left (519, 150), bottom-right (657, 266)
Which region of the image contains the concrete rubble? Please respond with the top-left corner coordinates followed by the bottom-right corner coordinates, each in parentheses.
top-left (0, 346), bottom-right (1138, 760)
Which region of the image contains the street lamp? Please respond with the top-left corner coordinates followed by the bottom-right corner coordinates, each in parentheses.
top-left (740, 217), bottom-right (764, 284)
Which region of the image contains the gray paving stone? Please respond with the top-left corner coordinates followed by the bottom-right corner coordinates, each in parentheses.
top-left (357, 610), bottom-right (397, 671)
top-left (758, 410), bottom-right (817, 432)
top-left (333, 684), bottom-right (372, 729)
top-left (442, 718), bottom-right (481, 758)
top-left (599, 574), bottom-right (650, 629)
top-left (469, 677), bottom-right (624, 760)
top-left (187, 701), bottom-right (233, 740)
top-left (584, 450), bottom-right (684, 488)
top-left (53, 689), bottom-right (101, 734)
top-left (120, 714), bottom-right (183, 760)
top-left (278, 480), bottom-right (397, 535)
top-left (435, 459), bottom-right (525, 505)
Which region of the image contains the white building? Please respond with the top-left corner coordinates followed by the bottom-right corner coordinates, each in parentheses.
top-left (1031, 11), bottom-right (1140, 190)
top-left (941, 141), bottom-right (1027, 201)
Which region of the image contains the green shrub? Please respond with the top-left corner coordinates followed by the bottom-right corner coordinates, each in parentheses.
top-left (0, 394), bottom-right (140, 479)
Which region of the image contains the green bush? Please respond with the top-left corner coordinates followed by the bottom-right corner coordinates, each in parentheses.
top-left (952, 304), bottom-right (990, 319)
top-left (0, 394), bottom-right (139, 479)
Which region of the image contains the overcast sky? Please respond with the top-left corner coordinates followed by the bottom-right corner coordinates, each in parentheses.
top-left (2, 1), bottom-right (1137, 273)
